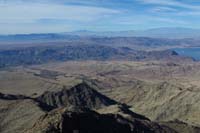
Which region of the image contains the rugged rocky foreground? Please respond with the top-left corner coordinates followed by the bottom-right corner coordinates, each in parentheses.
top-left (0, 82), bottom-right (199, 133)
top-left (27, 107), bottom-right (176, 133)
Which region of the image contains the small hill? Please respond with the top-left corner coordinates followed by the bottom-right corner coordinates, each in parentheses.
top-left (36, 82), bottom-right (118, 109)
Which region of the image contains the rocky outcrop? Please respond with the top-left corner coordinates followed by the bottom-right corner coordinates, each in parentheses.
top-left (36, 83), bottom-right (117, 109)
top-left (0, 82), bottom-right (199, 133)
top-left (26, 107), bottom-right (176, 133)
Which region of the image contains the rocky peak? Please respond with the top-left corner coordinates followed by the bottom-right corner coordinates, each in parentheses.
top-left (36, 82), bottom-right (117, 110)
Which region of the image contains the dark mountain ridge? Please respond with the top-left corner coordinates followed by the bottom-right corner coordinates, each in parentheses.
top-left (0, 83), bottom-right (199, 133)
top-left (27, 107), bottom-right (177, 133)
top-left (0, 44), bottom-right (193, 68)
top-left (36, 83), bottom-right (118, 109)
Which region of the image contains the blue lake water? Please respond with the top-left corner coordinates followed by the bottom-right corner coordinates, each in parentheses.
top-left (173, 47), bottom-right (200, 61)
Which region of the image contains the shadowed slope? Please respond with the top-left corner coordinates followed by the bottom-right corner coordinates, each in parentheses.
top-left (27, 107), bottom-right (176, 133)
top-left (37, 82), bottom-right (118, 109)
top-left (0, 99), bottom-right (45, 133)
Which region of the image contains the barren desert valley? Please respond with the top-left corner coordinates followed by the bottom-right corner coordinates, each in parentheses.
top-left (2, 0), bottom-right (200, 132)
top-left (0, 34), bottom-right (200, 133)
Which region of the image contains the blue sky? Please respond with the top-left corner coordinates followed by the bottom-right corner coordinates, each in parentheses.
top-left (1, 0), bottom-right (200, 34)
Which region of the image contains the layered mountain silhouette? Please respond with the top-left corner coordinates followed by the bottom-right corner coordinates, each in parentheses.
top-left (65, 28), bottom-right (200, 38)
top-left (1, 28), bottom-right (200, 40)
top-left (0, 45), bottom-right (193, 68)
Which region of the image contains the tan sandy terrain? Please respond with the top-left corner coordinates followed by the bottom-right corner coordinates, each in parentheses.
top-left (0, 61), bottom-right (200, 127)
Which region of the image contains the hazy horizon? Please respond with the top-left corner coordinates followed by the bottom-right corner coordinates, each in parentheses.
top-left (1, 0), bottom-right (200, 34)
top-left (0, 27), bottom-right (200, 36)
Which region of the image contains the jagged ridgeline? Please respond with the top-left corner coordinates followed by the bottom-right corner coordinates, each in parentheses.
top-left (0, 82), bottom-right (199, 133)
top-left (36, 83), bottom-right (118, 109)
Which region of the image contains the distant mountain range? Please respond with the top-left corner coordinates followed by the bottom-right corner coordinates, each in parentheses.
top-left (0, 45), bottom-right (193, 68)
top-left (0, 33), bottom-right (80, 42)
top-left (65, 27), bottom-right (200, 39)
top-left (0, 28), bottom-right (200, 42)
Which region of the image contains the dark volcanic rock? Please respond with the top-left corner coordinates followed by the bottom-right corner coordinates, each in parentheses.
top-left (27, 107), bottom-right (176, 133)
top-left (0, 86), bottom-right (198, 133)
top-left (36, 83), bottom-right (118, 109)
